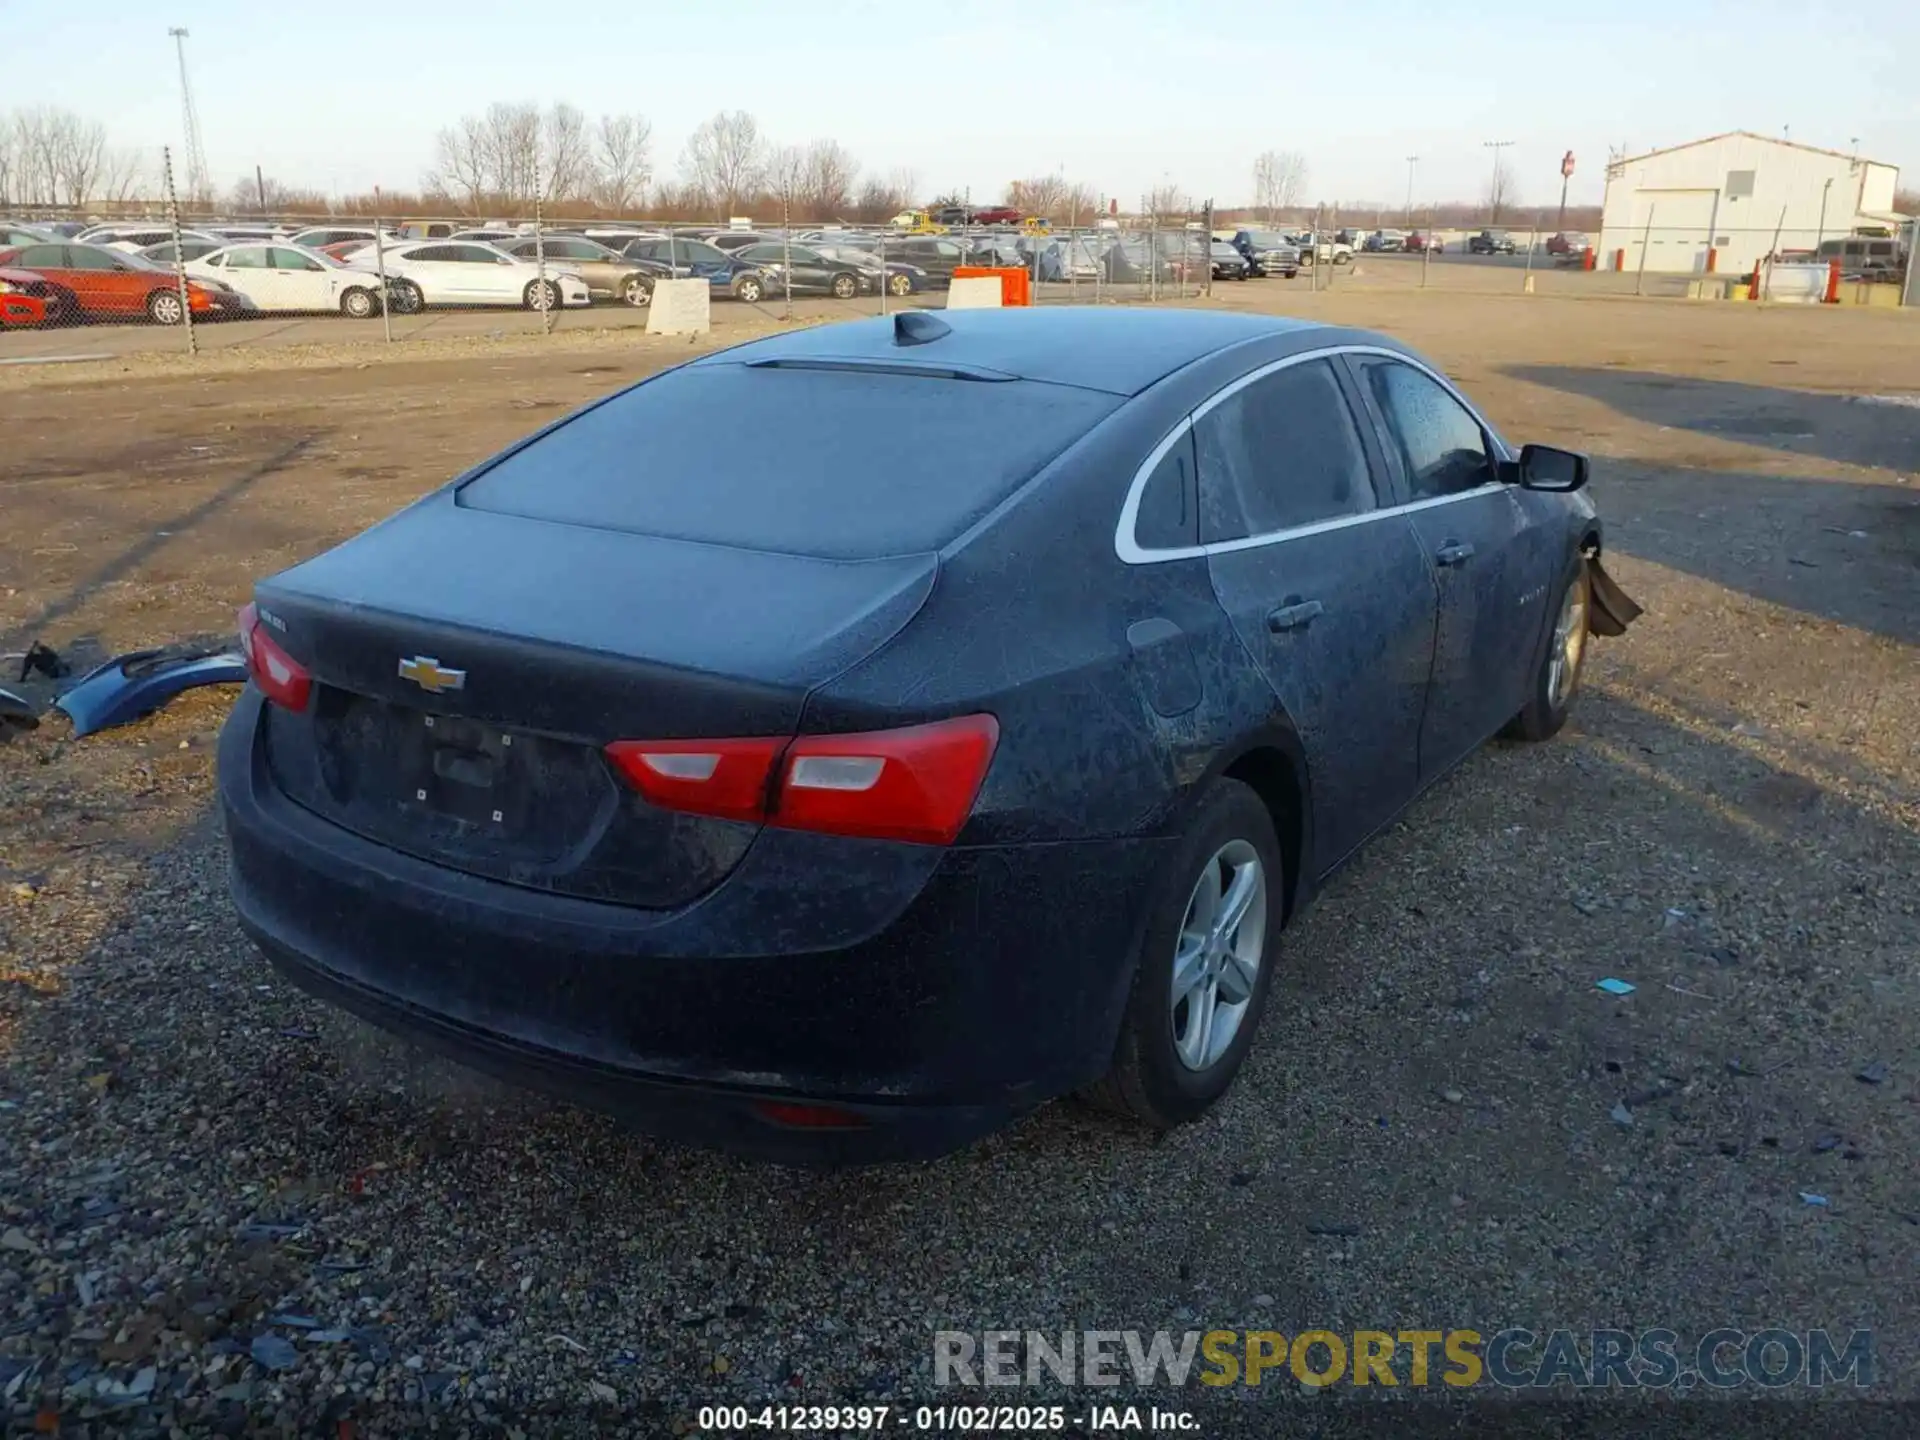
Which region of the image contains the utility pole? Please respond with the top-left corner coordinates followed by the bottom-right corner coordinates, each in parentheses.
top-left (1404, 155), bottom-right (1418, 227)
top-left (255, 164), bottom-right (266, 213)
top-left (168, 27), bottom-right (212, 208)
top-left (1483, 139), bottom-right (1514, 226)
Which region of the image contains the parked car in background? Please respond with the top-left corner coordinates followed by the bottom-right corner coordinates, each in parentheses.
top-left (346, 241), bottom-right (590, 312)
top-left (810, 243), bottom-right (927, 297)
top-left (1362, 230), bottom-right (1406, 253)
top-left (1230, 230), bottom-right (1301, 278)
top-left (1544, 232), bottom-right (1590, 259)
top-left (287, 226), bottom-right (396, 251)
top-left (617, 237), bottom-right (773, 302)
top-left (1209, 242), bottom-right (1250, 280)
top-left (0, 242), bottom-right (240, 324)
top-left (972, 206), bottom-right (1023, 226)
top-left (888, 235), bottom-right (971, 287)
top-left (138, 238), bottom-right (226, 265)
top-left (1814, 234), bottom-right (1905, 281)
top-left (734, 243), bottom-right (872, 299)
top-left (81, 225), bottom-right (224, 255)
top-left (449, 229), bottom-right (523, 244)
top-left (187, 243), bottom-right (388, 318)
top-left (497, 236), bottom-right (653, 305)
top-left (1, 224), bottom-right (58, 250)
top-left (707, 231), bottom-right (774, 254)
top-left (1469, 230), bottom-right (1518, 255)
top-left (1404, 231), bottom-right (1443, 253)
top-left (1300, 234), bottom-right (1356, 265)
top-left (217, 307), bottom-right (1628, 1163)
top-left (1036, 234), bottom-right (1104, 282)
top-left (397, 221), bottom-right (456, 240)
top-left (211, 226), bottom-right (286, 243)
top-left (0, 265), bottom-right (58, 326)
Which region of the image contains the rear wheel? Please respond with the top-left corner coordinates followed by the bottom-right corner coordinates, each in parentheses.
top-left (622, 275), bottom-right (652, 307)
top-left (1081, 779), bottom-right (1283, 1130)
top-left (146, 289), bottom-right (185, 326)
top-left (339, 286), bottom-right (376, 319)
top-left (1503, 562), bottom-right (1590, 742)
top-left (829, 272), bottom-right (859, 300)
top-left (523, 279), bottom-right (560, 312)
top-left (733, 275), bottom-right (765, 303)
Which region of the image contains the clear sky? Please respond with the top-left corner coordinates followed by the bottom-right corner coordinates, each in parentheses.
top-left (21, 0), bottom-right (1915, 209)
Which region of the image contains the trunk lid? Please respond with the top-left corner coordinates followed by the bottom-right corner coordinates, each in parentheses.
top-left (254, 495), bottom-right (937, 908)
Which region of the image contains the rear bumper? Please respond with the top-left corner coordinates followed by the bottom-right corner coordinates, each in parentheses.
top-left (218, 690), bottom-right (1171, 1162)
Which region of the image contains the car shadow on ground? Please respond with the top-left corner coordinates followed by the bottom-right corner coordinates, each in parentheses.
top-left (1586, 460), bottom-right (1920, 644)
top-left (1, 678), bottom-right (1914, 1428)
top-left (1505, 366), bottom-right (1920, 476)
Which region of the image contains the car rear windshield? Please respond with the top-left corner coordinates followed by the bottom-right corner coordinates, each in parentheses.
top-left (456, 362), bottom-right (1122, 559)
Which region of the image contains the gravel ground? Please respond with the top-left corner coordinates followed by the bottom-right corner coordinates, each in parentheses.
top-left (1, 292), bottom-right (1917, 1437)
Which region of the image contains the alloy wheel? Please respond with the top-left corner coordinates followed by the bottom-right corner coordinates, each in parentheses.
top-left (1547, 575), bottom-right (1590, 708)
top-left (1169, 840), bottom-right (1267, 1072)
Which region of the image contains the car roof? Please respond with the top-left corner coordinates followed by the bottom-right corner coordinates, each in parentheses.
top-left (692, 308), bottom-right (1333, 397)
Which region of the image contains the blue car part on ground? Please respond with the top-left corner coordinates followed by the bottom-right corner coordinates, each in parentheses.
top-left (56, 646), bottom-right (248, 737)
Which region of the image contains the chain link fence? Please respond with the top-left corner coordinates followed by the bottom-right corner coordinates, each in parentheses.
top-left (3, 172), bottom-right (1913, 359)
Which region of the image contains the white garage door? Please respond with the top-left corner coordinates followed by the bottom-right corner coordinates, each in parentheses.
top-left (1625, 189), bottom-right (1718, 273)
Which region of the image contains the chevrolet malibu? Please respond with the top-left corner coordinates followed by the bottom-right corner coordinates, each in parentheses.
top-left (219, 309), bottom-right (1638, 1163)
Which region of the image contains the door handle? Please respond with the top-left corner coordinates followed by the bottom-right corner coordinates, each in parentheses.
top-left (1267, 599), bottom-right (1324, 633)
top-left (1434, 540), bottom-right (1476, 568)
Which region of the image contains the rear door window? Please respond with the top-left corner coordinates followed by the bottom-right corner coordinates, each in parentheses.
top-left (1193, 358), bottom-right (1379, 542)
top-left (457, 363), bottom-right (1122, 560)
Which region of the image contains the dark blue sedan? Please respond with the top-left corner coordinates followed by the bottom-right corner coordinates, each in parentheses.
top-left (218, 308), bottom-right (1637, 1163)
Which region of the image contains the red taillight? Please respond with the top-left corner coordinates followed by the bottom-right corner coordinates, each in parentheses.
top-left (237, 601), bottom-right (311, 711)
top-left (603, 714), bottom-right (999, 847)
top-left (752, 1100), bottom-right (869, 1130)
top-left (603, 737), bottom-right (786, 825)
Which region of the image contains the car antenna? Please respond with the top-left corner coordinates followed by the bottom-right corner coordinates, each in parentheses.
top-left (892, 312), bottom-right (950, 347)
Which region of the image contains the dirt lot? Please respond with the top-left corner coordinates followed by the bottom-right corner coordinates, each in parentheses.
top-left (1, 289), bottom-right (1917, 1437)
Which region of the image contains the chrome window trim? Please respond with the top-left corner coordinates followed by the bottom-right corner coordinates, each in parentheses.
top-left (1113, 344), bottom-right (1514, 566)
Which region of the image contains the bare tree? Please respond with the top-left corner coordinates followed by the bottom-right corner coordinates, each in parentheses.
top-left (680, 110), bottom-right (764, 219)
top-left (1252, 150), bottom-right (1307, 223)
top-left (1006, 174), bottom-right (1070, 218)
top-left (1060, 182), bottom-right (1099, 225)
top-left (852, 170), bottom-right (915, 223)
top-left (45, 111), bottom-right (107, 207)
top-left (96, 148), bottom-right (148, 205)
top-left (1484, 154), bottom-right (1517, 225)
top-left (765, 143), bottom-right (805, 210)
top-left (594, 113), bottom-right (652, 212)
top-left (541, 103), bottom-right (592, 202)
top-left (1144, 182), bottom-right (1191, 220)
top-left (798, 139), bottom-right (858, 220)
top-left (226, 171), bottom-right (324, 214)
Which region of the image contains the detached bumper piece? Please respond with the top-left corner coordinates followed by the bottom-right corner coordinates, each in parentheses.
top-left (1586, 558), bottom-right (1643, 638)
top-left (56, 647), bottom-right (248, 737)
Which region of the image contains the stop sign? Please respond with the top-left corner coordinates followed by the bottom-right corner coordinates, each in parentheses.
top-left (1561, 151), bottom-right (1576, 179)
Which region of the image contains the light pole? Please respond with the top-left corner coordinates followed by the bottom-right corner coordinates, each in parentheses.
top-left (1484, 140), bottom-right (1514, 225)
top-left (1815, 176), bottom-right (1833, 255)
top-left (1404, 155), bottom-right (1418, 227)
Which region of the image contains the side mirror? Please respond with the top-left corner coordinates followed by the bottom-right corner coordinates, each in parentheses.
top-left (1512, 443), bottom-right (1589, 492)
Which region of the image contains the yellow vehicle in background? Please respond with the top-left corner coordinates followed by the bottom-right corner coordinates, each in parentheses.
top-left (888, 210), bottom-right (948, 234)
top-left (1020, 217), bottom-right (1052, 234)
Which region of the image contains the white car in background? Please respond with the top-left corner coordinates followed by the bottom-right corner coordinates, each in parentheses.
top-left (186, 242), bottom-right (390, 317)
top-left (82, 224), bottom-right (225, 254)
top-left (340, 239), bottom-right (590, 311)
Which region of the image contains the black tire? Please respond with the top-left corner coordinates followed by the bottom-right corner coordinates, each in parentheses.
top-left (146, 289), bottom-right (185, 326)
top-left (1081, 778), bottom-right (1284, 1130)
top-left (1503, 559), bottom-right (1591, 742)
top-left (829, 272), bottom-right (859, 300)
top-left (733, 275), bottom-right (765, 304)
top-left (622, 275), bottom-right (652, 307)
top-left (388, 280), bottom-right (424, 315)
top-left (1283, 269), bottom-right (1299, 279)
top-left (523, 279), bottom-right (560, 312)
top-left (339, 286), bottom-right (376, 319)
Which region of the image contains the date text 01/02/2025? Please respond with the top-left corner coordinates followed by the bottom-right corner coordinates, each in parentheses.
top-left (697, 1404), bottom-right (1197, 1432)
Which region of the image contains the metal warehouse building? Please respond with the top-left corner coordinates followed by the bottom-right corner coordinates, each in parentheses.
top-left (1599, 131), bottom-right (1902, 275)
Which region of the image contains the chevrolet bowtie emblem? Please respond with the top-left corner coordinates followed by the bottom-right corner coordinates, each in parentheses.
top-left (398, 655), bottom-right (466, 694)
